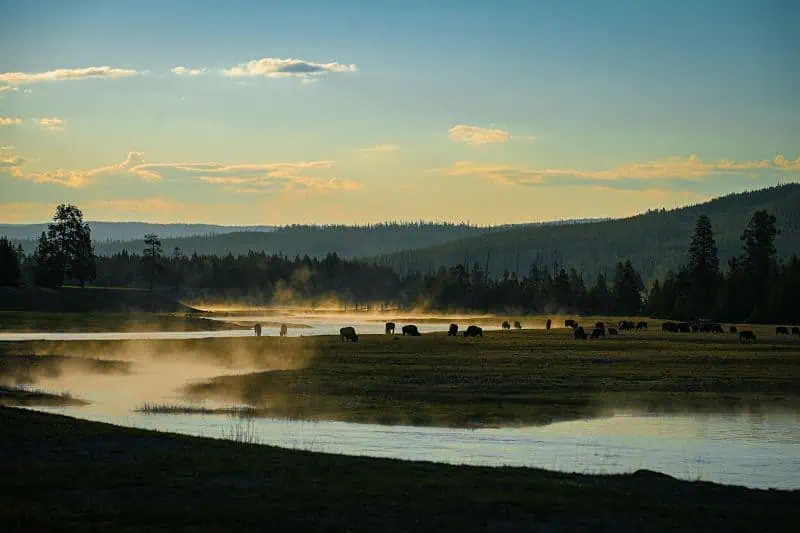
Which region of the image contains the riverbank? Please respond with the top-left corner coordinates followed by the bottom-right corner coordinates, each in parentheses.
top-left (0, 311), bottom-right (247, 333)
top-left (2, 406), bottom-right (797, 532)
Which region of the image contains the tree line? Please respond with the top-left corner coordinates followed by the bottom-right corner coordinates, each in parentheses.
top-left (1, 204), bottom-right (798, 323)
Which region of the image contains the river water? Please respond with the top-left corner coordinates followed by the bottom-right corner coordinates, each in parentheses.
top-left (5, 314), bottom-right (800, 490)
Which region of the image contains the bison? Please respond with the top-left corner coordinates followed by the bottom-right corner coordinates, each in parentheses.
top-left (340, 326), bottom-right (359, 342)
top-left (710, 323), bottom-right (724, 334)
top-left (385, 322), bottom-right (396, 335)
top-left (590, 327), bottom-right (605, 339)
top-left (619, 320), bottom-right (635, 331)
top-left (514, 321), bottom-right (522, 330)
top-left (739, 330), bottom-right (756, 342)
top-left (662, 321), bottom-right (677, 332)
top-left (463, 325), bottom-right (483, 337)
top-left (635, 321), bottom-right (648, 330)
top-left (254, 323), bottom-right (262, 337)
top-left (573, 326), bottom-right (587, 340)
top-left (402, 324), bottom-right (421, 336)
top-left (448, 323), bottom-right (459, 336)
top-left (793, 326), bottom-right (800, 337)
top-left (679, 323), bottom-right (692, 333)
top-left (776, 326), bottom-right (790, 335)
top-left (279, 324), bottom-right (288, 337)
top-left (565, 319), bottom-right (577, 328)
top-left (728, 325), bottom-right (738, 334)
top-left (545, 318), bottom-right (552, 332)
top-left (608, 327), bottom-right (619, 335)
top-left (502, 321), bottom-right (511, 330)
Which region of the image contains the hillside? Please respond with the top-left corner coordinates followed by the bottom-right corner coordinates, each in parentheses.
top-left (0, 221), bottom-right (274, 242)
top-left (377, 184), bottom-right (800, 282)
top-left (0, 286), bottom-right (193, 313)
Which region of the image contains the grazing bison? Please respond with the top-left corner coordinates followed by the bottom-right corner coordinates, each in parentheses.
top-left (690, 324), bottom-right (700, 333)
top-left (385, 322), bottom-right (395, 335)
top-left (662, 321), bottom-right (677, 332)
top-left (573, 326), bottom-right (587, 340)
top-left (728, 325), bottom-right (738, 334)
top-left (402, 324), bottom-right (421, 336)
top-left (463, 325), bottom-right (483, 337)
top-left (619, 321), bottom-right (635, 331)
top-left (739, 330), bottom-right (756, 342)
top-left (776, 326), bottom-right (790, 335)
top-left (590, 327), bottom-right (605, 339)
top-left (607, 327), bottom-right (619, 335)
top-left (635, 321), bottom-right (648, 330)
top-left (545, 318), bottom-right (552, 332)
top-left (448, 323), bottom-right (459, 336)
top-left (595, 321), bottom-right (605, 332)
top-left (792, 326), bottom-right (800, 337)
top-left (502, 321), bottom-right (511, 330)
top-left (678, 323), bottom-right (691, 333)
top-left (340, 326), bottom-right (359, 342)
top-left (565, 319), bottom-right (577, 328)
top-left (279, 324), bottom-right (288, 337)
top-left (514, 321), bottom-right (522, 330)
top-left (710, 323), bottom-right (724, 333)
top-left (254, 323), bottom-right (262, 337)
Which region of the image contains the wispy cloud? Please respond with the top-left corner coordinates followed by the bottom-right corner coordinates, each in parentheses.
top-left (1, 151), bottom-right (361, 193)
top-left (439, 153), bottom-right (800, 189)
top-left (220, 57), bottom-right (357, 82)
top-left (171, 66), bottom-right (206, 76)
top-left (0, 86), bottom-right (19, 95)
top-left (358, 144), bottom-right (401, 153)
top-left (37, 117), bottom-right (65, 131)
top-left (0, 117), bottom-right (23, 126)
top-left (448, 125), bottom-right (511, 145)
top-left (0, 66), bottom-right (138, 86)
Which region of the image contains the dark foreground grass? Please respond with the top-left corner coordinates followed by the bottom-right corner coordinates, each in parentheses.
top-left (1, 407), bottom-right (798, 533)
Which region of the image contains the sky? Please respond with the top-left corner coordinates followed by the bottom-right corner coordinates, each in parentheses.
top-left (1, 0), bottom-right (799, 225)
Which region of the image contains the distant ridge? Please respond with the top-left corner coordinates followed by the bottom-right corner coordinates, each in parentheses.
top-left (376, 184), bottom-right (800, 282)
top-left (0, 222), bottom-right (275, 242)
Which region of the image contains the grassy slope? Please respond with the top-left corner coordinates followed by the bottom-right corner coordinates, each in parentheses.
top-left (0, 286), bottom-right (196, 313)
top-left (2, 407), bottom-right (798, 533)
top-left (378, 184), bottom-right (800, 281)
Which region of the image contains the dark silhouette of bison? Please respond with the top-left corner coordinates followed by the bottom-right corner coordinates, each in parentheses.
top-left (728, 325), bottom-right (738, 334)
top-left (690, 324), bottom-right (700, 333)
top-left (340, 326), bottom-right (359, 342)
top-left (502, 321), bottom-right (511, 330)
top-left (739, 330), bottom-right (756, 342)
top-left (608, 327), bottom-right (619, 335)
top-left (776, 326), bottom-right (790, 335)
top-left (595, 321), bottom-right (605, 331)
top-left (662, 321), bottom-right (677, 332)
top-left (619, 320), bottom-right (635, 331)
top-left (792, 326), bottom-right (800, 337)
top-left (678, 323), bottom-right (691, 333)
top-left (514, 321), bottom-right (522, 330)
top-left (463, 325), bottom-right (483, 337)
top-left (545, 318), bottom-right (552, 332)
top-left (448, 323), bottom-right (459, 336)
top-left (402, 324), bottom-right (421, 336)
top-left (254, 323), bottom-right (262, 337)
top-left (279, 324), bottom-right (288, 337)
top-left (385, 322), bottom-right (395, 335)
top-left (565, 319), bottom-right (577, 328)
top-left (635, 321), bottom-right (648, 330)
top-left (573, 326), bottom-right (587, 340)
top-left (590, 327), bottom-right (605, 339)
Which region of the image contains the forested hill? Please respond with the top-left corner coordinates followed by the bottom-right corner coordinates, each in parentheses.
top-left (377, 184), bottom-right (800, 283)
top-left (0, 222), bottom-right (274, 242)
top-left (95, 223), bottom-right (495, 258)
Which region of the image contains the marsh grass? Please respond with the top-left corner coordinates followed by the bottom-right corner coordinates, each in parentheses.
top-left (135, 402), bottom-right (257, 416)
top-left (0, 385), bottom-right (88, 407)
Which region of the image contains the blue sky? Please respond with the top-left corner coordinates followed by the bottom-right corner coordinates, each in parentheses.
top-left (1, 0), bottom-right (798, 224)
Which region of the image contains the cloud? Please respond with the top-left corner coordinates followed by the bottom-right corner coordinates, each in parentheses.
top-left (358, 144), bottom-right (401, 153)
top-left (0, 66), bottom-right (138, 86)
top-left (1, 151), bottom-right (360, 193)
top-left (171, 66), bottom-right (206, 76)
top-left (0, 86), bottom-right (19, 95)
top-left (448, 125), bottom-right (511, 145)
top-left (0, 117), bottom-right (23, 126)
top-left (439, 153), bottom-right (800, 189)
top-left (220, 57), bottom-right (357, 82)
top-left (38, 117), bottom-right (65, 131)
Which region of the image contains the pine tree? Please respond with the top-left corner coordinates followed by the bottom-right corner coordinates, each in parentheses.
top-left (0, 237), bottom-right (21, 286)
top-left (143, 233), bottom-right (163, 291)
top-left (686, 215), bottom-right (720, 317)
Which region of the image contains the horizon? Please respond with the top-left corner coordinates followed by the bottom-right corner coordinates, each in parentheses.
top-left (2, 1), bottom-right (799, 224)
